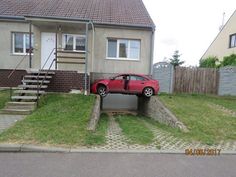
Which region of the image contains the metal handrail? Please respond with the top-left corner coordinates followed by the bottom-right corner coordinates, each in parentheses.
top-left (36, 48), bottom-right (56, 106)
top-left (8, 48), bottom-right (33, 79)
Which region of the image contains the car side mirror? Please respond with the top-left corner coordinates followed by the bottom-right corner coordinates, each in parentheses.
top-left (110, 77), bottom-right (115, 80)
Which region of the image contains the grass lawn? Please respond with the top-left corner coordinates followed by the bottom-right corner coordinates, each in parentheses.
top-left (0, 89), bottom-right (10, 109)
top-left (115, 114), bottom-right (154, 145)
top-left (0, 93), bottom-right (109, 147)
top-left (158, 94), bottom-right (236, 145)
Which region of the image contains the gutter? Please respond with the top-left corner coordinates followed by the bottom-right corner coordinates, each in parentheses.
top-left (0, 15), bottom-right (25, 21)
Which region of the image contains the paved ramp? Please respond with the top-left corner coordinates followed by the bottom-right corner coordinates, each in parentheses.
top-left (102, 94), bottom-right (137, 110)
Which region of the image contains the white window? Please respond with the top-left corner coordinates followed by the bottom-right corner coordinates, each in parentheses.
top-left (63, 34), bottom-right (85, 51)
top-left (12, 32), bottom-right (33, 55)
top-left (107, 38), bottom-right (141, 60)
top-left (229, 34), bottom-right (236, 48)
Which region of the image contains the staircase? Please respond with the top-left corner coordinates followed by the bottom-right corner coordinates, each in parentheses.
top-left (0, 70), bottom-right (55, 115)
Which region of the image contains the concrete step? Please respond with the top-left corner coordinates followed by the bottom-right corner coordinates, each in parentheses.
top-left (5, 105), bottom-right (35, 110)
top-left (11, 96), bottom-right (38, 100)
top-left (6, 102), bottom-right (36, 107)
top-left (18, 85), bottom-right (48, 89)
top-left (24, 75), bottom-right (52, 79)
top-left (22, 80), bottom-right (50, 84)
top-left (0, 109), bottom-right (32, 115)
top-left (14, 90), bottom-right (45, 94)
top-left (27, 71), bottom-right (55, 75)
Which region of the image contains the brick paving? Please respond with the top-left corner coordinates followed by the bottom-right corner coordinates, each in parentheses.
top-left (0, 114), bottom-right (26, 133)
top-left (91, 114), bottom-right (236, 151)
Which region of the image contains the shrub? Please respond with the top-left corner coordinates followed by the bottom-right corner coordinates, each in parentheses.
top-left (199, 56), bottom-right (218, 68)
top-left (221, 54), bottom-right (236, 67)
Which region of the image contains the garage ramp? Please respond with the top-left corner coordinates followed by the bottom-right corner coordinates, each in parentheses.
top-left (102, 94), bottom-right (138, 111)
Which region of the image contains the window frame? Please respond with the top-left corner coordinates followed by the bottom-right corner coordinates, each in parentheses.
top-left (106, 38), bottom-right (141, 61)
top-left (12, 32), bottom-right (34, 55)
top-left (62, 33), bottom-right (86, 52)
top-left (229, 33), bottom-right (236, 48)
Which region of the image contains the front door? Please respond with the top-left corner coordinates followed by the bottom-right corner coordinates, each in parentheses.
top-left (41, 32), bottom-right (56, 69)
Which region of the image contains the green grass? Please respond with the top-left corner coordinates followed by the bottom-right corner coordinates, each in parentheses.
top-left (158, 94), bottom-right (236, 145)
top-left (0, 93), bottom-right (108, 147)
top-left (84, 113), bottom-right (109, 146)
top-left (0, 89), bottom-right (10, 109)
top-left (115, 114), bottom-right (154, 145)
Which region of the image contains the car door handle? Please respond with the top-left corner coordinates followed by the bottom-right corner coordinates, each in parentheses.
top-left (141, 83), bottom-right (144, 84)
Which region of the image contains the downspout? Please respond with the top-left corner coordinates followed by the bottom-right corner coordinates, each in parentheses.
top-left (29, 21), bottom-right (32, 68)
top-left (88, 20), bottom-right (95, 72)
top-left (84, 23), bottom-right (88, 95)
top-left (149, 27), bottom-right (155, 76)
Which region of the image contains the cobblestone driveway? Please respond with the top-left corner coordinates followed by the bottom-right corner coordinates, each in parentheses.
top-left (91, 114), bottom-right (236, 151)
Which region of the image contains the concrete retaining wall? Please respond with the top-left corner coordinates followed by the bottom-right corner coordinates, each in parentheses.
top-left (138, 96), bottom-right (188, 131)
top-left (87, 95), bottom-right (101, 131)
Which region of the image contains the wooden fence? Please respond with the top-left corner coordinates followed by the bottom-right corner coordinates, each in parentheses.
top-left (174, 67), bottom-right (219, 94)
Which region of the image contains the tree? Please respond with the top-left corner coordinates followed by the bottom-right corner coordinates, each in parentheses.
top-left (169, 50), bottom-right (184, 68)
top-left (221, 54), bottom-right (236, 67)
top-left (199, 56), bottom-right (219, 68)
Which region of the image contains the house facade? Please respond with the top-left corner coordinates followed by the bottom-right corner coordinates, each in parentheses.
top-left (201, 10), bottom-right (236, 60)
top-left (0, 0), bottom-right (155, 75)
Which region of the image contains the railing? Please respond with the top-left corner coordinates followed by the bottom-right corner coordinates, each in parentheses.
top-left (8, 48), bottom-right (33, 100)
top-left (8, 48), bottom-right (33, 79)
top-left (36, 48), bottom-right (56, 107)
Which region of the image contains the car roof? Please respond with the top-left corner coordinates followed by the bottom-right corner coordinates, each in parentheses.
top-left (115, 73), bottom-right (151, 79)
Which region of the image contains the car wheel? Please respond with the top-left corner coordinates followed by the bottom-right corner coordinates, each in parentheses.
top-left (97, 85), bottom-right (107, 97)
top-left (143, 87), bottom-right (153, 97)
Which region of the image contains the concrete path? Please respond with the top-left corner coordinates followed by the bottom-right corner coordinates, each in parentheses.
top-left (0, 114), bottom-right (26, 133)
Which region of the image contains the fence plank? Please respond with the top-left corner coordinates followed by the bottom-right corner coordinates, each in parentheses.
top-left (174, 67), bottom-right (219, 94)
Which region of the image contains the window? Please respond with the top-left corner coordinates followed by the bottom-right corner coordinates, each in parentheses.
top-left (12, 33), bottom-right (33, 54)
top-left (63, 34), bottom-right (85, 51)
top-left (129, 75), bottom-right (146, 81)
top-left (107, 39), bottom-right (141, 60)
top-left (229, 34), bottom-right (236, 48)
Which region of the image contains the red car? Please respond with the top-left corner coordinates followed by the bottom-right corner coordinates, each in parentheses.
top-left (91, 74), bottom-right (159, 97)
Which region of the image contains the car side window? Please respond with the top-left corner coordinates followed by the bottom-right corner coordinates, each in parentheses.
top-left (130, 75), bottom-right (146, 81)
top-left (114, 76), bottom-right (124, 80)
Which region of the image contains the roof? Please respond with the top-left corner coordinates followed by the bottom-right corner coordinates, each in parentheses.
top-left (0, 0), bottom-right (155, 28)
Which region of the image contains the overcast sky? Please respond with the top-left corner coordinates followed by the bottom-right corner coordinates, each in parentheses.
top-left (143, 0), bottom-right (235, 66)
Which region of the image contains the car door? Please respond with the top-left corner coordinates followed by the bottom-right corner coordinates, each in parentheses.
top-left (128, 75), bottom-right (147, 93)
top-left (108, 75), bottom-right (125, 93)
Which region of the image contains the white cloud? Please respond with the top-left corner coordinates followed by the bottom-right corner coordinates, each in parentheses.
top-left (143, 0), bottom-right (235, 66)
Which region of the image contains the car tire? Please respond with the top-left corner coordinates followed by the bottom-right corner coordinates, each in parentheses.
top-left (97, 85), bottom-right (107, 97)
top-left (143, 87), bottom-right (154, 97)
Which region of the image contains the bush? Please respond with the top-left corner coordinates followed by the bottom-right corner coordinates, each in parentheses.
top-left (199, 56), bottom-right (218, 68)
top-left (221, 54), bottom-right (236, 67)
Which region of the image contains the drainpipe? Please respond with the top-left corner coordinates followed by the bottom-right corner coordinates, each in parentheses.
top-left (84, 23), bottom-right (89, 95)
top-left (29, 21), bottom-right (32, 68)
top-left (149, 27), bottom-right (155, 76)
top-left (88, 20), bottom-right (95, 72)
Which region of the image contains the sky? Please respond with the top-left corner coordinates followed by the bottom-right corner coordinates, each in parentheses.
top-left (142, 0), bottom-right (235, 66)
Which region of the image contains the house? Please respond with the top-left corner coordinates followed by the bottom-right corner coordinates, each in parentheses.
top-left (201, 10), bottom-right (236, 60)
top-left (0, 0), bottom-right (155, 92)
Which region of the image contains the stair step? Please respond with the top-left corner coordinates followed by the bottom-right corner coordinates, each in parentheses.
top-left (22, 80), bottom-right (50, 84)
top-left (5, 105), bottom-right (35, 110)
top-left (7, 102), bottom-right (36, 107)
top-left (14, 90), bottom-right (45, 94)
top-left (28, 71), bottom-right (55, 75)
top-left (18, 85), bottom-right (48, 89)
top-left (24, 75), bottom-right (52, 79)
top-left (0, 109), bottom-right (32, 115)
top-left (11, 96), bottom-right (38, 100)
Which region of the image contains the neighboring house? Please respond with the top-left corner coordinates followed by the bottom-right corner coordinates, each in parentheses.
top-left (0, 0), bottom-right (155, 75)
top-left (201, 10), bottom-right (236, 60)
